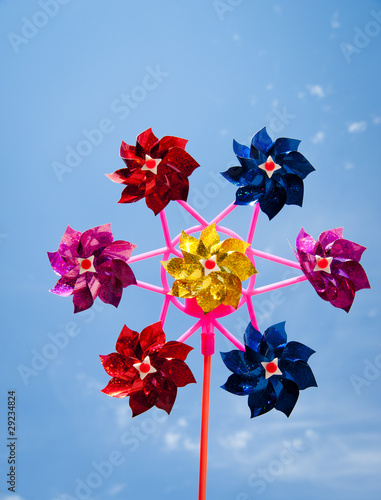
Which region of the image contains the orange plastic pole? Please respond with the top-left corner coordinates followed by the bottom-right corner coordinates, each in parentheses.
top-left (198, 353), bottom-right (211, 500)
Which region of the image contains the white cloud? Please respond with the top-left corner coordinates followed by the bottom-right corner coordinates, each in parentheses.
top-left (184, 437), bottom-right (199, 451)
top-left (266, 83), bottom-right (274, 91)
top-left (331, 11), bottom-right (340, 29)
top-left (308, 85), bottom-right (325, 98)
top-left (177, 417), bottom-right (188, 427)
top-left (311, 131), bottom-right (325, 144)
top-left (373, 116), bottom-right (381, 125)
top-left (219, 430), bottom-right (252, 450)
top-left (107, 483), bottom-right (126, 496)
top-left (347, 121), bottom-right (367, 133)
top-left (163, 432), bottom-right (181, 450)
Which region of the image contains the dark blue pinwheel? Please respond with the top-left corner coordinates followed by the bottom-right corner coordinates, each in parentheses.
top-left (221, 321), bottom-right (317, 418)
top-left (221, 127), bottom-right (315, 219)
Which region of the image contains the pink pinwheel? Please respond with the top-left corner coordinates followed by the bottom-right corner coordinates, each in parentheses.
top-left (48, 224), bottom-right (136, 313)
top-left (100, 321), bottom-right (196, 416)
top-left (295, 227), bottom-right (370, 312)
top-left (106, 127), bottom-right (200, 215)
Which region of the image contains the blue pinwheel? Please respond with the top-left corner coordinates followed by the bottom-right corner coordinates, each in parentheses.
top-left (221, 127), bottom-right (315, 219)
top-left (221, 321), bottom-right (317, 418)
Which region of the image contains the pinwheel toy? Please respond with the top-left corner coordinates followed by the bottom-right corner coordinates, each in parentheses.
top-left (47, 127), bottom-right (370, 500)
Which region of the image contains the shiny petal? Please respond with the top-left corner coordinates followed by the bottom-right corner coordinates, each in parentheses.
top-left (200, 224), bottom-right (220, 251)
top-left (221, 350), bottom-right (262, 375)
top-left (120, 141), bottom-right (137, 159)
top-left (101, 377), bottom-right (140, 398)
top-left (145, 177), bottom-right (171, 215)
top-left (248, 379), bottom-right (277, 417)
top-left (166, 171), bottom-right (189, 202)
top-left (129, 389), bottom-right (157, 416)
top-left (318, 228), bottom-right (343, 249)
top-left (179, 231), bottom-right (200, 255)
top-left (154, 379), bottom-right (177, 414)
top-left (217, 238), bottom-right (250, 255)
top-left (222, 373), bottom-right (262, 395)
top-left (222, 273), bottom-right (242, 309)
top-left (273, 379), bottom-right (300, 417)
top-left (282, 341), bottom-right (315, 362)
top-left (159, 359), bottom-right (196, 387)
top-left (279, 359), bottom-right (318, 390)
top-left (264, 322), bottom-right (287, 350)
top-left (296, 228), bottom-right (316, 254)
top-left (116, 325), bottom-right (140, 358)
top-left (332, 261), bottom-right (370, 291)
top-left (329, 275), bottom-right (356, 312)
top-left (152, 135), bottom-right (188, 156)
top-left (106, 168), bottom-right (132, 184)
top-left (162, 148), bottom-right (199, 177)
top-left (118, 179), bottom-right (146, 204)
top-left (281, 151), bottom-right (315, 179)
top-left (139, 321), bottom-right (166, 354)
top-left (196, 280), bottom-right (226, 313)
top-left (47, 251), bottom-right (73, 276)
top-left (259, 181), bottom-right (287, 219)
top-left (244, 322), bottom-right (268, 355)
top-left (235, 185), bottom-right (263, 205)
top-left (252, 127), bottom-right (273, 155)
top-left (58, 225), bottom-right (82, 257)
top-left (329, 239), bottom-right (367, 262)
top-left (221, 165), bottom-right (251, 186)
top-left (162, 257), bottom-right (202, 280)
top-left (278, 173), bottom-right (304, 206)
top-left (170, 279), bottom-right (194, 299)
top-left (99, 241), bottom-right (136, 263)
top-left (49, 276), bottom-right (76, 296)
top-left (233, 139), bottom-right (251, 158)
top-left (73, 285), bottom-right (94, 313)
top-left (99, 353), bottom-right (135, 381)
top-left (159, 341), bottom-right (193, 361)
top-left (220, 252), bottom-right (257, 281)
top-left (80, 224), bottom-right (113, 256)
top-left (136, 127), bottom-right (159, 156)
top-left (272, 137), bottom-right (301, 156)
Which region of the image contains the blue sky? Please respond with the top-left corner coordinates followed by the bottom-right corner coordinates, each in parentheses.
top-left (1, 0), bottom-right (381, 499)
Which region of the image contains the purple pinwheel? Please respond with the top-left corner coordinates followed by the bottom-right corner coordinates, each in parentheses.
top-left (221, 127), bottom-right (315, 219)
top-left (295, 227), bottom-right (370, 312)
top-left (48, 224), bottom-right (137, 313)
top-left (221, 321), bottom-right (317, 418)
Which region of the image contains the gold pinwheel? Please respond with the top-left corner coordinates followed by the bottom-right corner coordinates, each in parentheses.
top-left (162, 224), bottom-right (257, 313)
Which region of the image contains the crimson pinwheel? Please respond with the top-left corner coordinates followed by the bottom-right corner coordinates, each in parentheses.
top-left (106, 127), bottom-right (200, 215)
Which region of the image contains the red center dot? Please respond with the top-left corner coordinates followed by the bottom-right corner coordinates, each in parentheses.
top-left (265, 160), bottom-right (275, 172)
top-left (205, 259), bottom-right (216, 270)
top-left (145, 158), bottom-right (156, 169)
top-left (139, 362), bottom-right (151, 373)
top-left (317, 258), bottom-right (329, 269)
top-left (81, 259), bottom-right (92, 270)
top-left (266, 362), bottom-right (278, 374)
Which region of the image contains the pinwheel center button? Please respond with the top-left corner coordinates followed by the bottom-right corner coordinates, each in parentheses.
top-left (81, 259), bottom-right (92, 270)
top-left (145, 158), bottom-right (157, 169)
top-left (205, 259), bottom-right (216, 270)
top-left (317, 258), bottom-right (329, 269)
top-left (265, 160), bottom-right (275, 172)
top-left (139, 362), bottom-right (151, 373)
top-left (266, 362), bottom-right (278, 373)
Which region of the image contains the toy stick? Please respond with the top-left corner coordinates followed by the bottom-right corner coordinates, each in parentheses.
top-left (177, 200), bottom-right (209, 226)
top-left (250, 248), bottom-right (302, 269)
top-left (250, 275), bottom-right (308, 295)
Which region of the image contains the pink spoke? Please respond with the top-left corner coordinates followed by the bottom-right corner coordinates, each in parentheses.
top-left (135, 280), bottom-right (167, 294)
top-left (159, 209), bottom-right (173, 248)
top-left (247, 203), bottom-right (260, 245)
top-left (250, 248), bottom-right (301, 269)
top-left (177, 200), bottom-right (208, 226)
top-left (210, 202), bottom-right (237, 225)
top-left (177, 319), bottom-right (203, 343)
top-left (159, 295), bottom-right (171, 325)
top-left (213, 320), bottom-right (245, 351)
top-left (250, 275), bottom-right (308, 295)
top-left (246, 296), bottom-right (259, 330)
top-left (129, 246), bottom-right (168, 263)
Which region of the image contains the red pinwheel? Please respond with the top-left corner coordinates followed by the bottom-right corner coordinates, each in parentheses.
top-left (100, 321), bottom-right (196, 416)
top-left (47, 224), bottom-right (136, 313)
top-left (106, 128), bottom-right (200, 215)
top-left (295, 227), bottom-right (370, 312)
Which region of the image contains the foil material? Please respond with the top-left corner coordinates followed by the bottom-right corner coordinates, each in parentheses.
top-left (295, 227), bottom-right (370, 312)
top-left (221, 127), bottom-right (315, 219)
top-left (47, 224), bottom-right (136, 313)
top-left (221, 321), bottom-right (317, 418)
top-left (100, 322), bottom-right (196, 416)
top-left (106, 128), bottom-right (200, 215)
top-left (162, 224), bottom-right (257, 313)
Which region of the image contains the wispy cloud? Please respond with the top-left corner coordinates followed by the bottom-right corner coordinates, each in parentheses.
top-left (347, 121), bottom-right (367, 133)
top-left (311, 131), bottom-right (325, 144)
top-left (307, 85), bottom-right (325, 98)
top-left (219, 430), bottom-right (252, 450)
top-left (331, 11), bottom-right (340, 29)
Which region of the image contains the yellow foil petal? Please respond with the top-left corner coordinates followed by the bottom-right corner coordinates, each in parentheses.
top-left (218, 238), bottom-right (250, 255)
top-left (220, 252), bottom-right (257, 281)
top-left (222, 274), bottom-right (242, 309)
top-left (200, 224), bottom-right (220, 252)
top-left (179, 231), bottom-right (199, 255)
